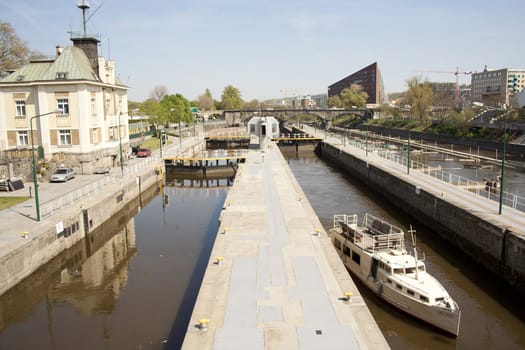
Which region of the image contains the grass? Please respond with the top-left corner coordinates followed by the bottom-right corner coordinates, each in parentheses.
top-left (137, 137), bottom-right (173, 151)
top-left (0, 196), bottom-right (28, 210)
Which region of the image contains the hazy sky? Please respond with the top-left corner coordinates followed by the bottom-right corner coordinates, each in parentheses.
top-left (2, 0), bottom-right (524, 102)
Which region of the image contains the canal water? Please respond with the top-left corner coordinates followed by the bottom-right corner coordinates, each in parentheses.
top-left (0, 183), bottom-right (227, 350)
top-left (281, 144), bottom-right (525, 350)
top-left (1, 144), bottom-right (524, 350)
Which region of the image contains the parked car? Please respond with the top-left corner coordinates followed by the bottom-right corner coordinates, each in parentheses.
top-left (136, 148), bottom-right (152, 157)
top-left (50, 168), bottom-right (75, 182)
top-left (93, 167), bottom-right (110, 174)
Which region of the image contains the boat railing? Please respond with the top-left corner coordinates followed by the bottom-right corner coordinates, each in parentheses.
top-left (362, 214), bottom-right (405, 252)
top-left (333, 214), bottom-right (358, 230)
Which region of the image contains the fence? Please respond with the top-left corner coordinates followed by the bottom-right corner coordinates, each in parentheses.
top-left (331, 131), bottom-right (525, 213)
top-left (40, 175), bottom-right (117, 219)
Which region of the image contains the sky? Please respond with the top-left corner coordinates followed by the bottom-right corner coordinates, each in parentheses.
top-left (1, 0), bottom-right (524, 103)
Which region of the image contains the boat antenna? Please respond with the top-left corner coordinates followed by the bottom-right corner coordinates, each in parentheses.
top-left (409, 224), bottom-right (416, 247)
top-left (408, 225), bottom-right (420, 281)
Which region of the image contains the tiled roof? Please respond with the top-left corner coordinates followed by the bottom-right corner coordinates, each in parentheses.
top-left (0, 46), bottom-right (99, 83)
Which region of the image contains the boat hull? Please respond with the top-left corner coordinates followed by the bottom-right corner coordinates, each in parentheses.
top-left (331, 230), bottom-right (460, 336)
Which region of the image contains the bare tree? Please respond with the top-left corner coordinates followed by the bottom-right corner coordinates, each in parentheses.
top-left (0, 22), bottom-right (30, 76)
top-left (149, 85), bottom-right (169, 102)
top-left (405, 77), bottom-right (433, 123)
top-left (198, 88), bottom-right (215, 110)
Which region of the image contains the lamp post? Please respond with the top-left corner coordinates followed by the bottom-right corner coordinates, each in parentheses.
top-left (30, 110), bottom-right (59, 221)
top-left (407, 127), bottom-right (411, 174)
top-left (499, 118), bottom-right (508, 215)
top-left (159, 131), bottom-right (164, 159)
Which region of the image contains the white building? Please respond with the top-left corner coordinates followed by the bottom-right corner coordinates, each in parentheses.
top-left (471, 66), bottom-right (525, 107)
top-left (0, 33), bottom-right (129, 176)
top-left (247, 116), bottom-right (279, 147)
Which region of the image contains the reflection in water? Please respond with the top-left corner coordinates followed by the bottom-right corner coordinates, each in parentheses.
top-left (165, 172), bottom-right (234, 188)
top-left (0, 182), bottom-right (227, 350)
top-left (0, 185), bottom-right (154, 349)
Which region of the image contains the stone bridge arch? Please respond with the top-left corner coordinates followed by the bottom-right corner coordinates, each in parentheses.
top-left (222, 108), bottom-right (370, 129)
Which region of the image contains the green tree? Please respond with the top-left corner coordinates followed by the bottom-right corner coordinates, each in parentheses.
top-left (0, 22), bottom-right (30, 75)
top-left (244, 99), bottom-right (260, 109)
top-left (339, 84), bottom-right (368, 108)
top-left (198, 88), bottom-right (215, 110)
top-left (327, 95), bottom-right (342, 108)
top-left (142, 99), bottom-right (166, 131)
top-left (405, 77), bottom-right (433, 123)
top-left (161, 93), bottom-right (193, 123)
top-left (221, 85), bottom-right (243, 109)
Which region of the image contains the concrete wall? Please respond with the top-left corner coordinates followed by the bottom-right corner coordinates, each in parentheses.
top-left (0, 168), bottom-right (162, 297)
top-left (316, 142), bottom-right (525, 294)
top-left (357, 125), bottom-right (525, 157)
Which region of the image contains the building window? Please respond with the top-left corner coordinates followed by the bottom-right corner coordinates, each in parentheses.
top-left (56, 72), bottom-right (68, 79)
top-left (91, 97), bottom-right (96, 116)
top-left (58, 129), bottom-right (71, 145)
top-left (15, 100), bottom-right (26, 116)
top-left (92, 129), bottom-right (98, 144)
top-left (109, 126), bottom-right (115, 141)
top-left (17, 131), bottom-right (29, 146)
top-left (57, 99), bottom-right (69, 115)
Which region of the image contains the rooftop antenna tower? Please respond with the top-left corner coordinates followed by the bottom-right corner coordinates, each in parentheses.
top-left (77, 0), bottom-right (90, 34)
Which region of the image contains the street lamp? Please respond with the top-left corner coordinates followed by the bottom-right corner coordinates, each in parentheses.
top-left (30, 110), bottom-right (59, 221)
top-left (407, 125), bottom-right (411, 174)
top-left (499, 115), bottom-right (508, 215)
top-left (159, 131), bottom-right (164, 158)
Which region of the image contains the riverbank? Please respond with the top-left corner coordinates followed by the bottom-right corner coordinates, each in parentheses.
top-left (316, 140), bottom-right (525, 295)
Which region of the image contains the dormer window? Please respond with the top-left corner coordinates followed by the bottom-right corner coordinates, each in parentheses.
top-left (56, 72), bottom-right (68, 80)
top-left (16, 75), bottom-right (25, 81)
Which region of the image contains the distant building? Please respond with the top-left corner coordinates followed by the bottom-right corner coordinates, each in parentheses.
top-left (311, 93), bottom-right (328, 108)
top-left (471, 66), bottom-right (525, 107)
top-left (0, 32), bottom-right (129, 175)
top-left (292, 95), bottom-right (316, 109)
top-left (328, 62), bottom-right (386, 106)
top-left (428, 82), bottom-right (455, 107)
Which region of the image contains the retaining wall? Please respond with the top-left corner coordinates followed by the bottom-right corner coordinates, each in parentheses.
top-left (316, 142), bottom-right (525, 294)
top-left (0, 168), bottom-right (162, 297)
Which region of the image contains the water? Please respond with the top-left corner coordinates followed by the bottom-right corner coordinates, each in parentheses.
top-left (0, 184), bottom-right (227, 350)
top-left (282, 144), bottom-right (525, 349)
top-left (1, 144), bottom-right (525, 349)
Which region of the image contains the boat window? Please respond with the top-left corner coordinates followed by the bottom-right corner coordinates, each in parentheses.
top-left (343, 245), bottom-right (350, 257)
top-left (418, 265), bottom-right (425, 272)
top-left (405, 267), bottom-right (415, 274)
top-left (394, 268), bottom-right (403, 274)
top-left (396, 284), bottom-right (403, 290)
top-left (385, 265), bottom-right (392, 274)
top-left (435, 297), bottom-right (444, 302)
top-left (407, 289), bottom-right (415, 296)
top-left (419, 295), bottom-right (429, 302)
top-left (351, 251), bottom-right (360, 265)
top-left (386, 278), bottom-right (392, 284)
top-left (334, 239), bottom-right (342, 251)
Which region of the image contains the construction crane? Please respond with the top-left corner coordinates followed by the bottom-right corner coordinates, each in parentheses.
top-left (416, 67), bottom-right (473, 108)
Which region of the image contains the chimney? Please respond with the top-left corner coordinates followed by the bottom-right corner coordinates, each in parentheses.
top-left (55, 46), bottom-right (64, 57)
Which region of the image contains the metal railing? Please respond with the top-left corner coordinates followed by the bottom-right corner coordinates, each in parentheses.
top-left (40, 175), bottom-right (117, 219)
top-left (331, 132), bottom-right (525, 213)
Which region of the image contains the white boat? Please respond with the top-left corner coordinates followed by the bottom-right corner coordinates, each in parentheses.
top-left (329, 213), bottom-right (461, 336)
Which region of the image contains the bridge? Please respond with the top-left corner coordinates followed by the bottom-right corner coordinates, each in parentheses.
top-left (222, 108), bottom-right (370, 129)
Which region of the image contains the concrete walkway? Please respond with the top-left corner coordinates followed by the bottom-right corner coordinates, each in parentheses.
top-left (322, 132), bottom-right (525, 235)
top-left (182, 142), bottom-right (389, 349)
